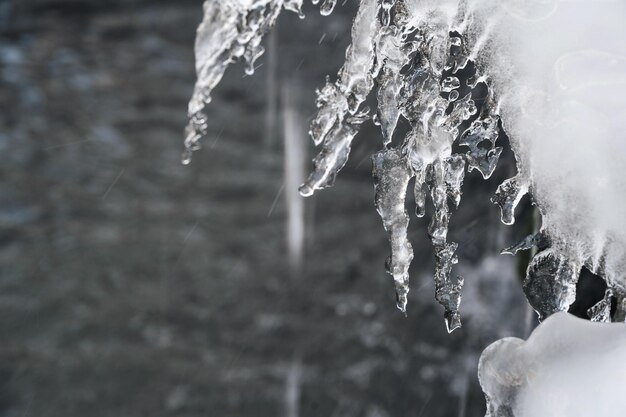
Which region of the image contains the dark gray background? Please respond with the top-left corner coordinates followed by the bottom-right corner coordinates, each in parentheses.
top-left (0, 1), bottom-right (533, 416)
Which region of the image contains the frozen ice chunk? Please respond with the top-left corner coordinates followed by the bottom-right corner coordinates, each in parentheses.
top-left (501, 231), bottom-right (548, 256)
top-left (308, 0), bottom-right (379, 148)
top-left (492, 175), bottom-right (528, 226)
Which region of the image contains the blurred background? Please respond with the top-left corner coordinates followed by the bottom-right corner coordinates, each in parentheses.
top-left (0, 1), bottom-right (538, 416)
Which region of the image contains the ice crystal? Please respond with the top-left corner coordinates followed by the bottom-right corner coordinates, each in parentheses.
top-left (185, 0), bottom-right (626, 332)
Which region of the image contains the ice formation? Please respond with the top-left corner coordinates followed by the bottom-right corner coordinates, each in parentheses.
top-left (183, 0), bottom-right (308, 165)
top-left (478, 312), bottom-right (626, 417)
top-left (185, 0), bottom-right (626, 331)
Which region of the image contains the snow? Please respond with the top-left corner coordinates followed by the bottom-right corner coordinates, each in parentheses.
top-left (466, 0), bottom-right (626, 318)
top-left (479, 312), bottom-right (626, 417)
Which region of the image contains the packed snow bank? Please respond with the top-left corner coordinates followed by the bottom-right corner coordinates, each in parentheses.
top-left (478, 312), bottom-right (626, 417)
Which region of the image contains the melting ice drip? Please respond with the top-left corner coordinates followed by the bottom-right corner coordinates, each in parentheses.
top-left (184, 0), bottom-right (626, 332)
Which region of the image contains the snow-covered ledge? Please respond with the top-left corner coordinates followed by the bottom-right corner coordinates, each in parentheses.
top-left (479, 312), bottom-right (626, 417)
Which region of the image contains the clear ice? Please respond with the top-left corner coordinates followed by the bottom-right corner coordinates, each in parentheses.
top-left (185, 0), bottom-right (626, 334)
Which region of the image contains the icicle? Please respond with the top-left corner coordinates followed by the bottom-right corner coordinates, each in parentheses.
top-left (501, 231), bottom-right (548, 256)
top-left (425, 157), bottom-right (465, 331)
top-left (588, 289), bottom-right (613, 323)
top-left (372, 148), bottom-right (414, 313)
top-left (309, 81), bottom-right (347, 146)
top-left (434, 242), bottom-right (464, 332)
top-left (304, 0), bottom-right (379, 194)
top-left (401, 59), bottom-right (446, 134)
top-left (387, 22), bottom-right (474, 323)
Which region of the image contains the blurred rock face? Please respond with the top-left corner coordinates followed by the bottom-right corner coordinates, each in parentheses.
top-left (0, 1), bottom-right (528, 416)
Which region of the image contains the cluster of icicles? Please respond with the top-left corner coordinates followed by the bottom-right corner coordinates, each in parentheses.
top-left (184, 0), bottom-right (626, 332)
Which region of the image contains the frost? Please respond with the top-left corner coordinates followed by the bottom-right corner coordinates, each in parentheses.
top-left (185, 0), bottom-right (626, 331)
top-left (299, 109), bottom-right (368, 196)
top-left (479, 312), bottom-right (626, 417)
